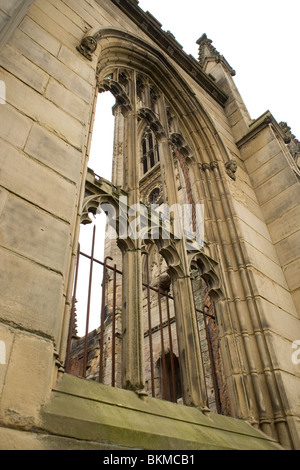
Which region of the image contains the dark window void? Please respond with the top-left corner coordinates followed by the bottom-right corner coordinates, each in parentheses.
top-left (157, 352), bottom-right (182, 403)
top-left (142, 127), bottom-right (160, 174)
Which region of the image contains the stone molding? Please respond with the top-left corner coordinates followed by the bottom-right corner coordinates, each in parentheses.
top-left (196, 33), bottom-right (236, 77)
top-left (0, 0), bottom-right (35, 51)
top-left (77, 20), bottom-right (228, 107)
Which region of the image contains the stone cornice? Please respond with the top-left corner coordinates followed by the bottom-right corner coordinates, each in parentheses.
top-left (104, 0), bottom-right (228, 108)
top-left (236, 111), bottom-right (278, 148)
top-left (0, 0), bottom-right (35, 51)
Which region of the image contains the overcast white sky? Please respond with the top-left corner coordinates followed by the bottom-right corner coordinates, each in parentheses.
top-left (138, 0), bottom-right (300, 138)
top-left (91, 0), bottom-right (300, 178)
top-left (80, 0), bottom-right (300, 335)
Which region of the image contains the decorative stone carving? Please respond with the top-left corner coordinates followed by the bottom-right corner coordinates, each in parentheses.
top-left (279, 121), bottom-right (300, 166)
top-left (201, 162), bottom-right (211, 172)
top-left (196, 33), bottom-right (236, 77)
top-left (138, 107), bottom-right (165, 138)
top-left (146, 183), bottom-right (163, 206)
top-left (279, 121), bottom-right (294, 144)
top-left (225, 160), bottom-right (237, 181)
top-left (210, 161), bottom-right (219, 170)
top-left (99, 79), bottom-right (132, 114)
top-left (76, 35), bottom-right (97, 61)
top-left (170, 133), bottom-right (192, 160)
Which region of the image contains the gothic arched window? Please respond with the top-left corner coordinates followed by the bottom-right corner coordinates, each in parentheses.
top-left (142, 127), bottom-right (160, 174)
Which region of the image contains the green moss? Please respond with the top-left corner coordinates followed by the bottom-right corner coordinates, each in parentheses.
top-left (39, 374), bottom-right (282, 450)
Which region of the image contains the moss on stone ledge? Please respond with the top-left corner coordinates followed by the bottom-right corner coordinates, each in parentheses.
top-left (37, 374), bottom-right (282, 450)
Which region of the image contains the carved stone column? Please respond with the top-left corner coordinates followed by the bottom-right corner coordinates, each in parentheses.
top-left (118, 237), bottom-right (144, 392)
top-left (119, 74), bottom-right (145, 393)
top-left (155, 95), bottom-right (208, 407)
top-left (172, 267), bottom-right (208, 408)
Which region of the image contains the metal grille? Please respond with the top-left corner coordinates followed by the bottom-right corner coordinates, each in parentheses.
top-left (65, 225), bottom-right (221, 408)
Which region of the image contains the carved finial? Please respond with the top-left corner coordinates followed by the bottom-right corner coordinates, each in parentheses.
top-left (279, 121), bottom-right (293, 144)
top-left (196, 33), bottom-right (236, 76)
top-left (76, 35), bottom-right (97, 61)
top-left (279, 121), bottom-right (300, 166)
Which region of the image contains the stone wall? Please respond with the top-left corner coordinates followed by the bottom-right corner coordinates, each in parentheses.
top-left (0, 0), bottom-right (299, 450)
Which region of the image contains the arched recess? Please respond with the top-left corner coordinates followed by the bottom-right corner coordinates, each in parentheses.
top-left (189, 252), bottom-right (231, 415)
top-left (85, 27), bottom-right (242, 410)
top-left (67, 27), bottom-right (295, 447)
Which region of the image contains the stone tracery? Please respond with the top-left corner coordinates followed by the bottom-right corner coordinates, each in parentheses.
top-left (69, 27), bottom-right (297, 445)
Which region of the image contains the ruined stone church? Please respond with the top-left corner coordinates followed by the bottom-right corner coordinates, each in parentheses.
top-left (0, 0), bottom-right (299, 450)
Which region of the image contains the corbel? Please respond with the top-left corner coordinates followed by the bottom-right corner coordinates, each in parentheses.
top-left (225, 160), bottom-right (237, 181)
top-left (76, 29), bottom-right (98, 61)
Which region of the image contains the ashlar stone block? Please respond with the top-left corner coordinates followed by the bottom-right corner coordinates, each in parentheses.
top-left (243, 137), bottom-right (283, 173)
top-left (255, 166), bottom-right (298, 206)
top-left (262, 183), bottom-right (300, 225)
top-left (0, 68), bottom-right (85, 149)
top-left (0, 139), bottom-right (78, 223)
top-left (19, 16), bottom-right (61, 56)
top-left (275, 231), bottom-right (300, 268)
top-left (0, 103), bottom-right (32, 149)
top-left (241, 240), bottom-right (288, 289)
top-left (283, 259), bottom-right (300, 293)
top-left (58, 45), bottom-right (95, 84)
top-left (0, 194), bottom-right (71, 275)
top-left (0, 324), bottom-right (14, 398)
top-left (0, 43), bottom-right (49, 94)
top-left (45, 78), bottom-right (90, 125)
top-left (11, 28), bottom-right (94, 104)
top-left (249, 151), bottom-right (289, 189)
top-left (0, 331), bottom-right (54, 423)
top-left (0, 246), bottom-right (64, 340)
top-left (25, 123), bottom-right (83, 183)
top-left (268, 205), bottom-right (300, 245)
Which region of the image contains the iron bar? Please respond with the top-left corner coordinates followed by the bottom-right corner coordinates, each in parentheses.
top-left (145, 254), bottom-right (155, 397)
top-left (68, 237), bottom-right (220, 412)
top-left (158, 287), bottom-right (168, 400)
top-left (65, 243), bottom-right (80, 373)
top-left (190, 277), bottom-right (209, 408)
top-left (165, 291), bottom-right (177, 403)
top-left (82, 225), bottom-right (96, 378)
top-left (111, 263), bottom-right (117, 387)
top-left (99, 256), bottom-right (113, 383)
top-left (203, 305), bottom-right (222, 414)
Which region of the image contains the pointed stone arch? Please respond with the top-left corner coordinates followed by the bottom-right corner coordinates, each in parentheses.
top-left (190, 252), bottom-right (224, 302)
top-left (73, 27), bottom-right (295, 444)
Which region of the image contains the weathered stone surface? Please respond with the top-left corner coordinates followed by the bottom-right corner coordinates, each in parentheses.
top-left (0, 0), bottom-right (299, 452)
top-left (25, 123), bottom-right (83, 183)
top-left (0, 194), bottom-right (70, 274)
top-left (45, 78), bottom-right (89, 125)
top-left (0, 68), bottom-right (85, 149)
top-left (0, 43), bottom-right (49, 93)
top-left (0, 246), bottom-right (64, 339)
top-left (0, 102), bottom-right (31, 149)
top-left (39, 374), bottom-right (282, 451)
top-left (0, 331), bottom-right (53, 423)
top-left (0, 139), bottom-right (78, 222)
top-left (19, 15), bottom-right (61, 56)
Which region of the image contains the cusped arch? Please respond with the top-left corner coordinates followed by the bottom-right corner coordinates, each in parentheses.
top-left (138, 107), bottom-right (165, 140)
top-left (98, 78), bottom-right (132, 115)
top-left (190, 252), bottom-right (224, 301)
top-left (82, 27), bottom-right (232, 170)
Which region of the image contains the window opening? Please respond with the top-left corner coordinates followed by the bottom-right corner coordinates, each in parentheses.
top-left (88, 91), bottom-right (115, 180)
top-left (142, 127), bottom-right (160, 174)
top-left (75, 91), bottom-right (116, 337)
top-left (65, 74), bottom-right (225, 414)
